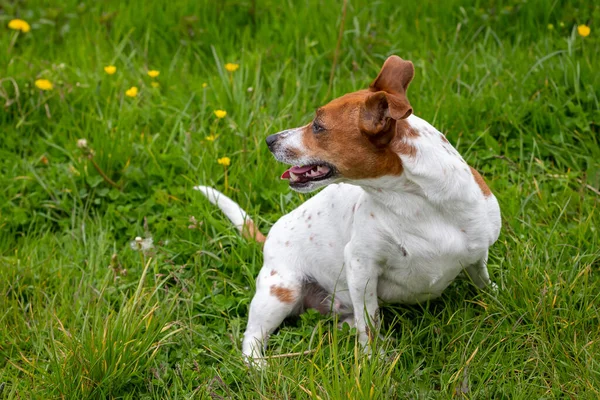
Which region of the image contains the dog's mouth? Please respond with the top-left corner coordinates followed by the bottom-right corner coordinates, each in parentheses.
top-left (280, 163), bottom-right (336, 187)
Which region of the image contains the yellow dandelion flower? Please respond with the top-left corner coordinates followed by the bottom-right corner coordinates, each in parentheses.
top-left (224, 63), bottom-right (239, 72)
top-left (217, 157), bottom-right (231, 166)
top-left (8, 19), bottom-right (30, 33)
top-left (214, 110), bottom-right (227, 118)
top-left (125, 86), bottom-right (138, 97)
top-left (104, 65), bottom-right (117, 75)
top-left (202, 82), bottom-right (208, 88)
top-left (206, 134), bottom-right (217, 142)
top-left (35, 79), bottom-right (53, 91)
top-left (577, 24), bottom-right (590, 37)
top-left (147, 70), bottom-right (160, 78)
top-left (151, 82), bottom-right (160, 88)
top-left (547, 24), bottom-right (554, 30)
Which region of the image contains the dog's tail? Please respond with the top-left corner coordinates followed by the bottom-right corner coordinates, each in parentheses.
top-left (193, 185), bottom-right (266, 243)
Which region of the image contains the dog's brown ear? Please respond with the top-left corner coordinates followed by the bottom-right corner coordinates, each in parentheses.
top-left (360, 91), bottom-right (390, 135)
top-left (369, 55), bottom-right (414, 120)
top-left (359, 91), bottom-right (398, 146)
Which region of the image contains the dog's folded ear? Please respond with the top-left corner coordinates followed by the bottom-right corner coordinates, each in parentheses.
top-left (358, 92), bottom-right (397, 146)
top-left (359, 89), bottom-right (412, 137)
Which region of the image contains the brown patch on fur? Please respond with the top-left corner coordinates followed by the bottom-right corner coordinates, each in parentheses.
top-left (440, 135), bottom-right (449, 143)
top-left (270, 270), bottom-right (277, 276)
top-left (242, 220), bottom-right (266, 243)
top-left (300, 90), bottom-right (404, 180)
top-left (392, 119), bottom-right (419, 158)
top-left (470, 167), bottom-right (492, 198)
top-left (281, 56), bottom-right (420, 182)
top-left (298, 93), bottom-right (425, 179)
top-left (285, 241), bottom-right (290, 246)
top-left (270, 285), bottom-right (297, 304)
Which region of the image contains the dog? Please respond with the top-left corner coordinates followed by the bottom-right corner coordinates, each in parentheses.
top-left (195, 55), bottom-right (501, 365)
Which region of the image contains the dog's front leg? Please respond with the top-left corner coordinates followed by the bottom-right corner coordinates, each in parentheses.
top-left (242, 266), bottom-right (302, 367)
top-left (344, 244), bottom-right (380, 349)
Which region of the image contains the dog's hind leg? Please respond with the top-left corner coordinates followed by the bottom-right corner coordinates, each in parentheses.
top-left (242, 265), bottom-right (302, 366)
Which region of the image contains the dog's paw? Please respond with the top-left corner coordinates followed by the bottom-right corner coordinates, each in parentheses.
top-left (244, 355), bottom-right (267, 370)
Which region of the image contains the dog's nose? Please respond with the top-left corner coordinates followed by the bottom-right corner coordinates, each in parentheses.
top-left (265, 134), bottom-right (278, 149)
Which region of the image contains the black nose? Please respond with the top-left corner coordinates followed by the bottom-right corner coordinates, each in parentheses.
top-left (265, 134), bottom-right (278, 149)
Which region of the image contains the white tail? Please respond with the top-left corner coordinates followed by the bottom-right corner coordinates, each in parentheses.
top-left (194, 185), bottom-right (266, 243)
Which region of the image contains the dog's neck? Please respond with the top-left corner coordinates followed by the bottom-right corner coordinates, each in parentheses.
top-left (349, 115), bottom-right (433, 208)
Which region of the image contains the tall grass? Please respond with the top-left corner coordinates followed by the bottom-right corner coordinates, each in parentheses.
top-left (1, 0), bottom-right (599, 398)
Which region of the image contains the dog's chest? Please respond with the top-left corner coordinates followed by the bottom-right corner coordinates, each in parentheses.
top-left (355, 195), bottom-right (473, 302)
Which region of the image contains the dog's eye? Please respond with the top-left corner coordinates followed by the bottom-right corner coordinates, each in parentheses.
top-left (312, 121), bottom-right (325, 133)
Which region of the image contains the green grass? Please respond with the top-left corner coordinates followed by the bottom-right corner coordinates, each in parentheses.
top-left (1, 0), bottom-right (599, 398)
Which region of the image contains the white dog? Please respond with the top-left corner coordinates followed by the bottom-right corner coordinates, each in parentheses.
top-left (195, 55), bottom-right (501, 365)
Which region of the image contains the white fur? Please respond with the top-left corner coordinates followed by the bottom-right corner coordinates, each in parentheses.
top-left (193, 185), bottom-right (249, 233)
top-left (197, 114), bottom-right (501, 364)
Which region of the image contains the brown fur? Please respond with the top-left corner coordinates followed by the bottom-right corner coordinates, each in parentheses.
top-left (296, 57), bottom-right (418, 181)
top-left (470, 167), bottom-right (492, 198)
top-left (270, 285), bottom-right (297, 304)
top-left (242, 220), bottom-right (266, 243)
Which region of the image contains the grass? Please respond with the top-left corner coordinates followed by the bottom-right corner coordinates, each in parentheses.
top-left (1, 0), bottom-right (599, 398)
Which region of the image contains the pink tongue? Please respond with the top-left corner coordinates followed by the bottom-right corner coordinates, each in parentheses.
top-left (281, 165), bottom-right (314, 180)
top-left (290, 165), bottom-right (314, 174)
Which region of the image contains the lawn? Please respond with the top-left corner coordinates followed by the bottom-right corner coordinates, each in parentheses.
top-left (1, 0), bottom-right (599, 398)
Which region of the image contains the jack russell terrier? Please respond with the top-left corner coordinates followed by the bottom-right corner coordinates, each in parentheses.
top-left (195, 56), bottom-right (501, 365)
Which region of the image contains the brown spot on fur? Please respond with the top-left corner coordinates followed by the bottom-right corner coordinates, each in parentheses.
top-left (270, 270), bottom-right (277, 276)
top-left (393, 120), bottom-right (419, 157)
top-left (285, 241), bottom-right (290, 246)
top-left (470, 167), bottom-right (492, 198)
top-left (270, 285), bottom-right (296, 304)
top-left (400, 245), bottom-right (408, 257)
top-left (440, 134), bottom-right (449, 143)
top-left (242, 220), bottom-right (266, 243)
top-left (461, 229), bottom-right (466, 233)
top-left (370, 212), bottom-right (375, 218)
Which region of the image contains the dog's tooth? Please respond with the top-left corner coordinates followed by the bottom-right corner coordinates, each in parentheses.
top-left (289, 172), bottom-right (299, 181)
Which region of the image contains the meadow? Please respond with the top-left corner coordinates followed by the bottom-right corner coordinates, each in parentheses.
top-left (1, 0), bottom-right (599, 398)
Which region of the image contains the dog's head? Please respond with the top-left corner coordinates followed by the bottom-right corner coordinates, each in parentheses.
top-left (267, 56), bottom-right (416, 193)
